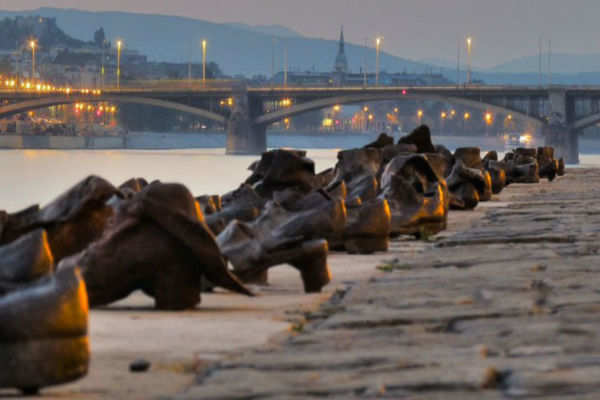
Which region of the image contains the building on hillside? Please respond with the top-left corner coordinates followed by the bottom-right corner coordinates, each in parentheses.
top-left (270, 26), bottom-right (454, 87)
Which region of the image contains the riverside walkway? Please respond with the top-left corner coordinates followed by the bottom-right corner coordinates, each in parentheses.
top-left (183, 168), bottom-right (600, 399)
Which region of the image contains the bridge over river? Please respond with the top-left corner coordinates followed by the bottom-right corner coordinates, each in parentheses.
top-left (2, 81), bottom-right (600, 163)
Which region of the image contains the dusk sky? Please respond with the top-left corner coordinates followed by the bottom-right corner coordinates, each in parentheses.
top-left (1, 0), bottom-right (599, 68)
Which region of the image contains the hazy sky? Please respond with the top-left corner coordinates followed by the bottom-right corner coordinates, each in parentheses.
top-left (1, 0), bottom-right (599, 68)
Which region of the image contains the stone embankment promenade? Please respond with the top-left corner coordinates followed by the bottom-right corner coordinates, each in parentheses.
top-left (182, 168), bottom-right (600, 399)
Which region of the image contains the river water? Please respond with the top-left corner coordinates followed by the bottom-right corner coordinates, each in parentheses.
top-left (0, 134), bottom-right (597, 213)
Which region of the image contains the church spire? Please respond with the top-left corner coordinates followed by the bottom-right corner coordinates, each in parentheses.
top-left (333, 25), bottom-right (348, 74)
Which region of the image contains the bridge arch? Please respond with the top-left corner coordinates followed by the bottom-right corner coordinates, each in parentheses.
top-left (0, 95), bottom-right (226, 124)
top-left (254, 93), bottom-right (546, 129)
top-left (573, 113), bottom-right (600, 131)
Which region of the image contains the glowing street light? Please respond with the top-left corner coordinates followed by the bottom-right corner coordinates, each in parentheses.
top-left (333, 105), bottom-right (341, 112)
top-left (29, 40), bottom-right (37, 80)
top-left (485, 112), bottom-right (493, 125)
top-left (507, 114), bottom-right (513, 120)
top-left (464, 112), bottom-right (471, 120)
top-left (363, 106), bottom-right (369, 113)
top-left (417, 109), bottom-right (424, 124)
top-left (202, 39), bottom-right (207, 85)
top-left (466, 36), bottom-right (473, 85)
top-left (441, 111), bottom-right (447, 119)
top-left (116, 40), bottom-right (123, 89)
top-left (375, 37), bottom-right (383, 86)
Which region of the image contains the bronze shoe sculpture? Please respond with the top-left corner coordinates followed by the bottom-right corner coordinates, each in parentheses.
top-left (557, 157), bottom-right (566, 176)
top-left (245, 149), bottom-right (317, 198)
top-left (453, 147), bottom-right (493, 201)
top-left (330, 148), bottom-right (382, 203)
top-left (59, 182), bottom-right (252, 310)
top-left (216, 197), bottom-right (345, 292)
top-left (205, 184), bottom-right (265, 235)
top-left (0, 229), bottom-right (54, 296)
top-left (446, 160), bottom-right (489, 210)
top-left (504, 149), bottom-right (540, 184)
top-left (327, 198), bottom-right (391, 254)
top-left (218, 221), bottom-right (331, 293)
top-left (0, 267), bottom-right (89, 395)
top-left (379, 154), bottom-right (448, 237)
top-left (398, 125), bottom-right (436, 153)
top-left (482, 151), bottom-right (508, 194)
top-left (537, 146), bottom-right (559, 181)
top-left (118, 177), bottom-right (148, 198)
top-left (0, 176), bottom-right (119, 262)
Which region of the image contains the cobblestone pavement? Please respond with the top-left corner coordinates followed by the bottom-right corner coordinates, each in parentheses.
top-left (178, 169), bottom-right (600, 399)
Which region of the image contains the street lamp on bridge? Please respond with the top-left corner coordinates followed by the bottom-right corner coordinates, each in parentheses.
top-left (375, 37), bottom-right (383, 87)
top-left (466, 36), bottom-right (472, 85)
top-left (29, 40), bottom-right (37, 81)
top-left (116, 40), bottom-right (123, 89)
top-left (202, 39), bottom-right (207, 86)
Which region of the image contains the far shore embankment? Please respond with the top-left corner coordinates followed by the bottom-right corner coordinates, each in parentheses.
top-left (0, 131), bottom-right (514, 152)
top-left (6, 131), bottom-right (600, 154)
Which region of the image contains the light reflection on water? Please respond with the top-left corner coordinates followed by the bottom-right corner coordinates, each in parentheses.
top-left (0, 146), bottom-right (596, 213)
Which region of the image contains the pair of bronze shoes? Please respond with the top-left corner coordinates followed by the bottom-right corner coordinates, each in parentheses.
top-left (216, 192), bottom-right (345, 292)
top-left (380, 154), bottom-right (448, 237)
top-left (445, 147), bottom-right (493, 210)
top-left (326, 147), bottom-right (391, 253)
top-left (59, 181), bottom-right (252, 310)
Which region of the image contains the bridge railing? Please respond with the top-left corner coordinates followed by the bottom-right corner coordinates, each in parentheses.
top-left (114, 79), bottom-right (239, 91)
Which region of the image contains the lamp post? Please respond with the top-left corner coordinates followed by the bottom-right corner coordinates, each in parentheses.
top-left (283, 44), bottom-right (288, 88)
top-left (101, 39), bottom-right (106, 89)
top-left (29, 40), bottom-right (36, 81)
top-left (466, 36), bottom-right (472, 85)
top-left (202, 39), bottom-right (207, 86)
top-left (375, 37), bottom-right (383, 86)
top-left (116, 40), bottom-right (122, 89)
top-left (441, 111), bottom-right (447, 135)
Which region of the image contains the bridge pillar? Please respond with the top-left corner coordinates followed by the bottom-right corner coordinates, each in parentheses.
top-left (544, 90), bottom-right (579, 164)
top-left (226, 85), bottom-right (266, 155)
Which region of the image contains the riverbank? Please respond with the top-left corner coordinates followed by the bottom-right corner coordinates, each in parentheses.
top-left (181, 168), bottom-right (600, 399)
top-left (6, 166), bottom-right (567, 399)
top-left (0, 131), bottom-right (511, 152)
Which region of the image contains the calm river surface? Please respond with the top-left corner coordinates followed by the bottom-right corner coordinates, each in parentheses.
top-left (0, 148), bottom-right (342, 212)
top-left (0, 135), bottom-right (598, 213)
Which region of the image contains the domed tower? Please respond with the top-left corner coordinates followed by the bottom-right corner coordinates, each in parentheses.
top-left (333, 26), bottom-right (349, 74)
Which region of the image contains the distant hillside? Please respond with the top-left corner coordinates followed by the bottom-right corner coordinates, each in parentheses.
top-left (3, 8), bottom-right (600, 84)
top-left (0, 15), bottom-right (85, 50)
top-left (0, 7), bottom-right (433, 77)
top-left (224, 22), bottom-right (302, 38)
